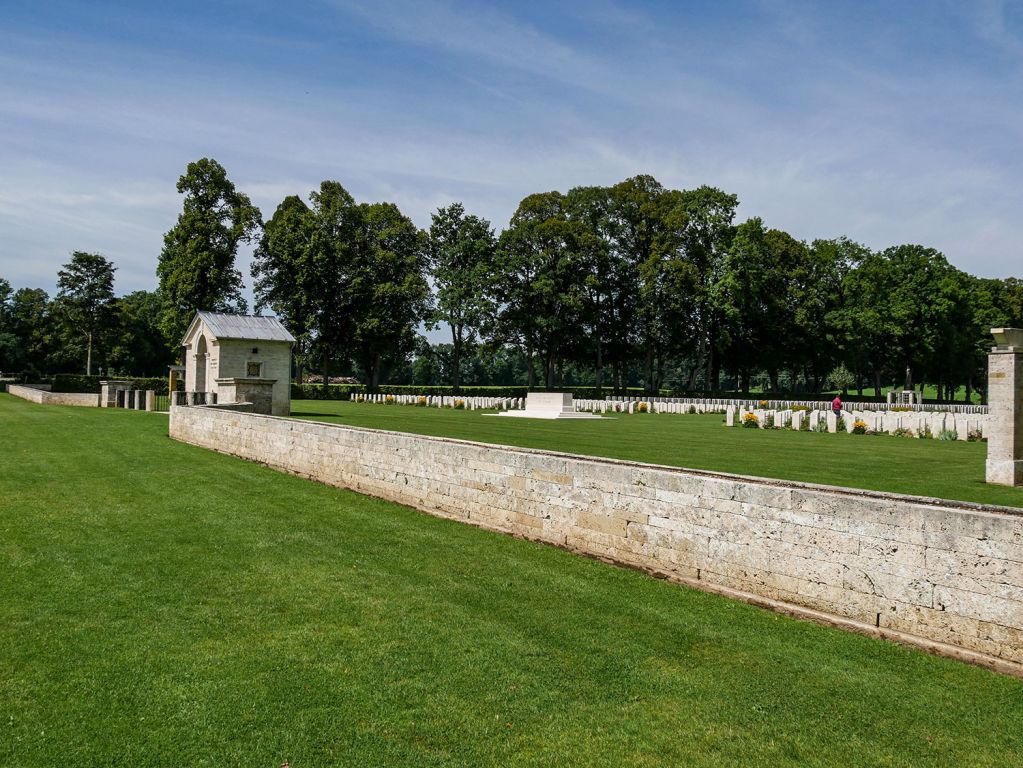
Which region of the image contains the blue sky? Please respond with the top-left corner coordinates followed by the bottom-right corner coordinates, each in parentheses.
top-left (2, 0), bottom-right (1022, 300)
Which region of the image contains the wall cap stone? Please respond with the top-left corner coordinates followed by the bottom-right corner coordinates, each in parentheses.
top-left (172, 405), bottom-right (1023, 520)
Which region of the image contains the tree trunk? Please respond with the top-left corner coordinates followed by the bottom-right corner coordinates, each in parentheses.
top-left (451, 325), bottom-right (461, 393)
top-left (594, 338), bottom-right (603, 395)
top-left (86, 332), bottom-right (92, 376)
top-left (544, 349), bottom-right (556, 390)
top-left (371, 353), bottom-right (381, 389)
top-left (526, 346), bottom-right (535, 389)
top-left (322, 352), bottom-right (329, 391)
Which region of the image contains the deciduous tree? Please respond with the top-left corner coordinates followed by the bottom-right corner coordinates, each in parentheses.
top-left (157, 158), bottom-right (261, 344)
top-left (54, 251), bottom-right (116, 375)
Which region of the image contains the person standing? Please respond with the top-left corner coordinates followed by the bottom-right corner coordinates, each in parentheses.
top-left (832, 394), bottom-right (842, 416)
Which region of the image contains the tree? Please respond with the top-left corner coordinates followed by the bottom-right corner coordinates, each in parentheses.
top-left (491, 192), bottom-right (587, 389)
top-left (717, 218), bottom-right (775, 393)
top-left (427, 203), bottom-right (496, 392)
top-left (107, 290), bottom-right (176, 376)
top-left (566, 185), bottom-right (636, 393)
top-left (54, 252), bottom-right (116, 375)
top-left (8, 288), bottom-right (54, 375)
top-left (252, 195), bottom-right (317, 381)
top-left (157, 158), bottom-right (261, 345)
top-left (0, 278), bottom-right (16, 373)
top-left (352, 202), bottom-right (430, 388)
top-left (306, 181), bottom-right (363, 384)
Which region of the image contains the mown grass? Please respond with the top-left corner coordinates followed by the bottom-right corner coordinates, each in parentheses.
top-left (291, 400), bottom-right (1023, 509)
top-left (2, 392), bottom-right (1023, 766)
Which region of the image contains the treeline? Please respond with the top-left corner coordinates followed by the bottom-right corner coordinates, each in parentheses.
top-left (3, 157), bottom-right (1022, 401)
top-left (0, 257), bottom-right (172, 378)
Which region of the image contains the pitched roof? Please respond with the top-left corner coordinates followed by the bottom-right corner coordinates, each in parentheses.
top-left (185, 312), bottom-right (296, 344)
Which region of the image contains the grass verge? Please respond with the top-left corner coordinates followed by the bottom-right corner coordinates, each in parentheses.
top-left (2, 393), bottom-right (1023, 766)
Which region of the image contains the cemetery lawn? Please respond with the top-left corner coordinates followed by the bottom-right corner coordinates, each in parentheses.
top-left (292, 400), bottom-right (1023, 510)
top-left (3, 393), bottom-right (1023, 767)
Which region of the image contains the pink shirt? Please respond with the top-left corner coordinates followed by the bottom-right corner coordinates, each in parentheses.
top-left (832, 397), bottom-right (842, 410)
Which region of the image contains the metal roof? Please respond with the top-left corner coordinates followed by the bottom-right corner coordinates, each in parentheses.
top-left (195, 311), bottom-right (296, 343)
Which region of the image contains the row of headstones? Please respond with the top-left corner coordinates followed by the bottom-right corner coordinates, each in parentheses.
top-left (724, 406), bottom-right (987, 439)
top-left (607, 395), bottom-right (988, 415)
top-left (574, 399), bottom-right (726, 414)
top-left (355, 394), bottom-right (524, 410)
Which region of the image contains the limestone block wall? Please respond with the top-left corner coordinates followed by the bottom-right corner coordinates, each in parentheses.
top-left (169, 406), bottom-right (1023, 671)
top-left (6, 384), bottom-right (99, 407)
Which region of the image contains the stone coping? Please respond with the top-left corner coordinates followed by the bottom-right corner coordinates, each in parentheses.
top-left (174, 405), bottom-right (1023, 520)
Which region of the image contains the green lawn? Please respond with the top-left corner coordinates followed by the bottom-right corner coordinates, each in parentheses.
top-left (291, 400), bottom-right (1023, 509)
top-left (3, 393), bottom-right (1023, 766)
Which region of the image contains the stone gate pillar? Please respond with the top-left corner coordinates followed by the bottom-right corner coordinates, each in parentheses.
top-left (986, 328), bottom-right (1023, 485)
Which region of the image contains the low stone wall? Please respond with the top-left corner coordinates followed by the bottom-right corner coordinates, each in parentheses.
top-left (169, 405), bottom-right (1023, 673)
top-left (6, 384), bottom-right (99, 407)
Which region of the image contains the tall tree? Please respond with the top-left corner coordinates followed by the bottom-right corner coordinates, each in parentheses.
top-left (0, 278), bottom-right (16, 373)
top-left (427, 203), bottom-right (496, 392)
top-left (307, 181), bottom-right (363, 384)
top-left (676, 186), bottom-right (738, 391)
top-left (491, 192), bottom-right (587, 389)
top-left (7, 288), bottom-right (52, 374)
top-left (566, 185), bottom-right (634, 393)
top-left (607, 175), bottom-right (667, 392)
top-left (157, 158), bottom-right (261, 345)
top-left (252, 195), bottom-right (317, 380)
top-left (54, 252), bottom-right (116, 375)
top-left (107, 290), bottom-right (176, 376)
top-left (717, 218), bottom-right (776, 393)
top-left (352, 202), bottom-right (431, 388)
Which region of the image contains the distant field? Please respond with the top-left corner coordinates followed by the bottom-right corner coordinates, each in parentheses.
top-left (291, 400), bottom-right (1023, 509)
top-left (3, 393), bottom-right (1023, 765)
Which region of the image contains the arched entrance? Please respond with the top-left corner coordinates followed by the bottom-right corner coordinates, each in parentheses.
top-left (194, 335), bottom-right (208, 393)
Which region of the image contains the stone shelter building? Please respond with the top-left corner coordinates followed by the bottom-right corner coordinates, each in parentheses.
top-left (181, 311), bottom-right (295, 416)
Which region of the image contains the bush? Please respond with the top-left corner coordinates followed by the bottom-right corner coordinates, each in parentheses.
top-left (813, 419), bottom-right (828, 433)
top-left (852, 419), bottom-right (868, 435)
top-left (967, 429), bottom-right (985, 442)
top-left (893, 427), bottom-right (914, 438)
top-left (938, 428), bottom-right (958, 441)
top-left (826, 364), bottom-right (855, 392)
top-left (385, 394), bottom-right (395, 405)
top-left (742, 413), bottom-right (759, 429)
top-left (764, 412), bottom-right (775, 429)
top-left (453, 399), bottom-right (465, 410)
top-left (835, 416), bottom-right (846, 433)
top-left (791, 405), bottom-right (811, 413)
top-left (416, 396), bottom-right (427, 407)
top-left (637, 402), bottom-right (649, 413)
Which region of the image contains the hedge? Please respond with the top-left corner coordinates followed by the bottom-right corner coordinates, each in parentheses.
top-left (52, 374), bottom-right (170, 396)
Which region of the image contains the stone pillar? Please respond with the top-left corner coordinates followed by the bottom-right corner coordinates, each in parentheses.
top-left (145, 391), bottom-right (156, 411)
top-left (986, 328), bottom-right (1023, 485)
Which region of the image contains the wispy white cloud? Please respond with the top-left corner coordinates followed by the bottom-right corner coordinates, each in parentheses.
top-left (1, 0), bottom-right (1022, 305)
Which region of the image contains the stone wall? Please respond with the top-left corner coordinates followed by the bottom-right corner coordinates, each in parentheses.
top-left (6, 384), bottom-right (99, 407)
top-left (169, 405), bottom-right (1023, 673)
